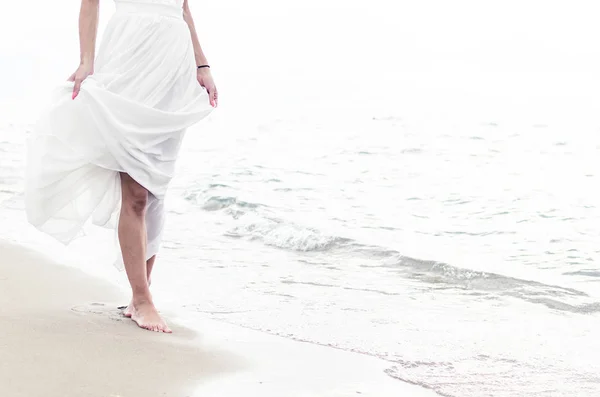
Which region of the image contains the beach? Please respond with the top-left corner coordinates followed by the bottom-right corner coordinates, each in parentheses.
top-left (2, 0), bottom-right (600, 396)
top-left (0, 239), bottom-right (437, 397)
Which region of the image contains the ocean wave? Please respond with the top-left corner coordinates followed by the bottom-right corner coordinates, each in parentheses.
top-left (225, 214), bottom-right (352, 252)
top-left (371, 254), bottom-right (600, 312)
top-left (385, 367), bottom-right (451, 397)
top-left (381, 254), bottom-right (588, 297)
top-left (184, 191), bottom-right (262, 212)
top-left (182, 188), bottom-right (594, 309)
top-left (184, 187), bottom-right (352, 251)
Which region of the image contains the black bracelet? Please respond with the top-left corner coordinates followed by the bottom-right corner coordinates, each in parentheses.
top-left (197, 65), bottom-right (210, 69)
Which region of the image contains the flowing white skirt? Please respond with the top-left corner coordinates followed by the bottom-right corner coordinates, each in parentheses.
top-left (25, 2), bottom-right (213, 263)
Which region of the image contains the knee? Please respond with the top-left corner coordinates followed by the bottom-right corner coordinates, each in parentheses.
top-left (123, 185), bottom-right (148, 216)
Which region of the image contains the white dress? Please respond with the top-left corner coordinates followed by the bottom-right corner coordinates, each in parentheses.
top-left (25, 0), bottom-right (213, 263)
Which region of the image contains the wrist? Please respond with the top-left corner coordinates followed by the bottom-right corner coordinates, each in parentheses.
top-left (197, 65), bottom-right (211, 74)
top-left (80, 59), bottom-right (94, 69)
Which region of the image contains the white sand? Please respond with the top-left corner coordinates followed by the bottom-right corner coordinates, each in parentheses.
top-left (0, 239), bottom-right (436, 397)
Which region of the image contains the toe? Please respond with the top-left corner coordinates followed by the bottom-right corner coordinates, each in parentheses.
top-left (160, 323), bottom-right (172, 333)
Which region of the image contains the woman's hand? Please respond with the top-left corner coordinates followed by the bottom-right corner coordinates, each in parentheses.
top-left (197, 68), bottom-right (218, 107)
top-left (68, 63), bottom-right (94, 100)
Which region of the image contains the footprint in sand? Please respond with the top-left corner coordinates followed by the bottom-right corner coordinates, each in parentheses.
top-left (71, 303), bottom-right (125, 322)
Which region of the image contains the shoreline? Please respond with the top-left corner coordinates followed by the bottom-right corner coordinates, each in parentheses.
top-left (0, 239), bottom-right (437, 397)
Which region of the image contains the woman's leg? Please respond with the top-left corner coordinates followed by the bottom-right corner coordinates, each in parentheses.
top-left (144, 194), bottom-right (165, 287)
top-left (122, 254), bottom-right (156, 317)
top-left (146, 255), bottom-right (156, 286)
top-left (119, 173), bottom-right (171, 333)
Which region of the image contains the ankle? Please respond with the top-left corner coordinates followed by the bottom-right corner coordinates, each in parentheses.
top-left (131, 293), bottom-right (153, 307)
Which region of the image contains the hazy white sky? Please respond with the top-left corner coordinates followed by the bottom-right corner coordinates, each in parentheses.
top-left (2, 0), bottom-right (600, 123)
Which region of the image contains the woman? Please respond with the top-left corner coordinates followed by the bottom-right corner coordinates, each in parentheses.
top-left (25, 0), bottom-right (217, 333)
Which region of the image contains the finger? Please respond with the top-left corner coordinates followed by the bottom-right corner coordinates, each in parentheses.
top-left (72, 79), bottom-right (82, 100)
top-left (209, 88), bottom-right (216, 107)
top-left (67, 73), bottom-right (76, 82)
top-left (213, 88), bottom-right (219, 107)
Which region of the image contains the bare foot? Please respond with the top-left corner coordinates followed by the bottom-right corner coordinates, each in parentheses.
top-left (121, 280), bottom-right (151, 318)
top-left (130, 301), bottom-right (172, 333)
top-left (122, 301), bottom-right (134, 318)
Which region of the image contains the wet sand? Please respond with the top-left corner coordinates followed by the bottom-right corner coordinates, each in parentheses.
top-left (0, 239), bottom-right (436, 397)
